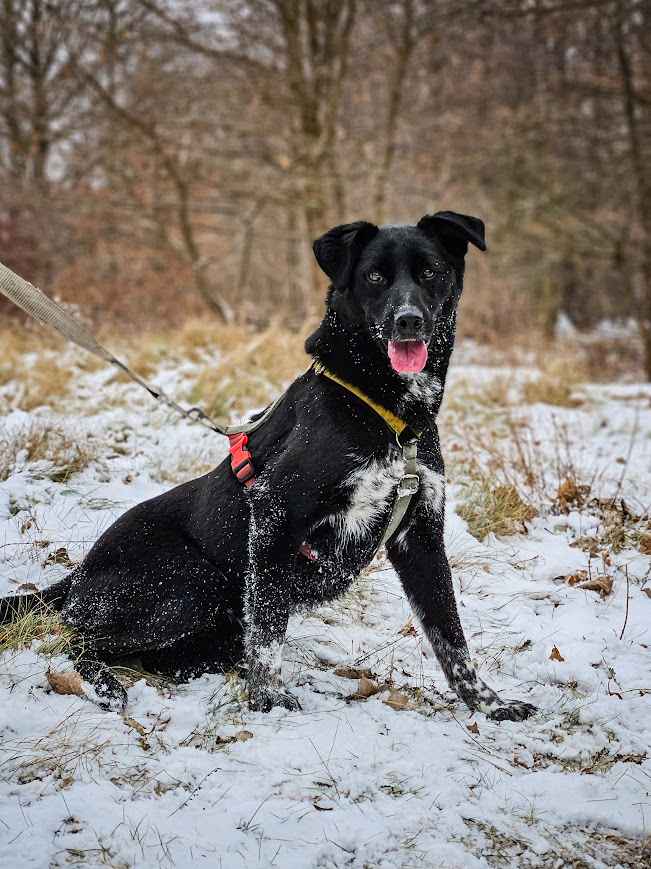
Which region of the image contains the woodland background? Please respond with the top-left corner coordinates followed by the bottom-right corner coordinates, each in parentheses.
top-left (1, 0), bottom-right (650, 377)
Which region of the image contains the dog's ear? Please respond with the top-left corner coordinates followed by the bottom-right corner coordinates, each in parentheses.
top-left (313, 221), bottom-right (379, 289)
top-left (417, 211), bottom-right (487, 262)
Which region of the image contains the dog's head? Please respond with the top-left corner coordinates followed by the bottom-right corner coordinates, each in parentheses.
top-left (313, 212), bottom-right (486, 374)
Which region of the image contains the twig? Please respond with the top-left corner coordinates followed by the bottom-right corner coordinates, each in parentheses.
top-left (168, 766), bottom-right (221, 816)
top-left (619, 565), bottom-right (630, 641)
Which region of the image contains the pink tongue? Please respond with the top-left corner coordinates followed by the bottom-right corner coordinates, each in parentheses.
top-left (388, 340), bottom-right (428, 373)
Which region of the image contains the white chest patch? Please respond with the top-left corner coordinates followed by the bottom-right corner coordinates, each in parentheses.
top-left (325, 452), bottom-right (445, 545)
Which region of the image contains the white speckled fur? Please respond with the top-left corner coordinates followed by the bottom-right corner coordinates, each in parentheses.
top-left (398, 371), bottom-right (441, 416)
top-left (323, 451), bottom-right (445, 546)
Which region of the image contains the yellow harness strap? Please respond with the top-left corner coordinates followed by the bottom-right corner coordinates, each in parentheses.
top-left (313, 362), bottom-right (409, 437)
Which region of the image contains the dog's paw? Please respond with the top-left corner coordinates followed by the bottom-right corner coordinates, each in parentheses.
top-left (487, 700), bottom-right (537, 722)
top-left (248, 686), bottom-right (302, 713)
top-left (81, 678), bottom-right (128, 712)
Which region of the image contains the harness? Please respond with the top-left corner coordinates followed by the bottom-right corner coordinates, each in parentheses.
top-left (0, 259), bottom-right (421, 552)
top-left (226, 363), bottom-right (421, 557)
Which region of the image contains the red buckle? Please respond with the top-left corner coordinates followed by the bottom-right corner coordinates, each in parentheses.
top-left (228, 432), bottom-right (256, 487)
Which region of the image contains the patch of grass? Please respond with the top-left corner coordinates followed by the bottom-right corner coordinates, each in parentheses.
top-left (462, 817), bottom-right (651, 868)
top-left (4, 355), bottom-right (73, 412)
top-left (457, 482), bottom-right (537, 540)
top-left (0, 602), bottom-right (75, 657)
top-left (187, 325), bottom-right (308, 418)
top-left (521, 357), bottom-right (587, 407)
top-left (0, 421), bottom-right (100, 482)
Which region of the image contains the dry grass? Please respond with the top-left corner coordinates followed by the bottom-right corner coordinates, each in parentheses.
top-left (461, 818), bottom-right (650, 869)
top-left (1, 354), bottom-right (73, 411)
top-left (186, 323), bottom-right (309, 417)
top-left (457, 482), bottom-right (537, 540)
top-left (521, 357), bottom-right (586, 407)
top-left (443, 400), bottom-right (593, 540)
top-left (0, 420), bottom-right (100, 482)
top-left (0, 602), bottom-right (75, 657)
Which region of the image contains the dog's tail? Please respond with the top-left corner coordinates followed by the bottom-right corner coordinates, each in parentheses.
top-left (0, 576), bottom-right (72, 624)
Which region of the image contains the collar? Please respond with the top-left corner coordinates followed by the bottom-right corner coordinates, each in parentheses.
top-left (313, 361), bottom-right (420, 440)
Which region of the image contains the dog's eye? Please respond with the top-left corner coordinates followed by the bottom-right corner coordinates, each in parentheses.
top-left (367, 271), bottom-right (385, 284)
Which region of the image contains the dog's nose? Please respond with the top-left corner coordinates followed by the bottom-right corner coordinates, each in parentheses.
top-left (395, 306), bottom-right (424, 338)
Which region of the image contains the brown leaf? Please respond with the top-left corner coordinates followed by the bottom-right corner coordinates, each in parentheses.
top-left (43, 547), bottom-right (75, 568)
top-left (235, 730), bottom-right (254, 742)
top-left (638, 533), bottom-right (651, 555)
top-left (334, 665), bottom-right (373, 680)
top-left (556, 478), bottom-right (590, 511)
top-left (16, 582), bottom-right (39, 594)
top-left (47, 669), bottom-right (84, 696)
top-left (467, 721), bottom-right (480, 735)
top-left (642, 588), bottom-right (651, 599)
top-left (549, 645), bottom-right (565, 662)
top-left (398, 619), bottom-right (418, 637)
top-left (123, 716), bottom-right (148, 736)
top-left (576, 576), bottom-right (613, 598)
top-left (565, 570), bottom-right (588, 586)
top-left (383, 689), bottom-right (410, 711)
top-left (349, 677), bottom-right (380, 700)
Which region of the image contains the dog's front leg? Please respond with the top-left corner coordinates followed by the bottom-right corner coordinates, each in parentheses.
top-left (244, 569), bottom-right (300, 712)
top-left (387, 517), bottom-right (536, 722)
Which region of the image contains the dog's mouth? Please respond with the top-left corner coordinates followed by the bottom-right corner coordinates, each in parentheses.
top-left (387, 339), bottom-right (428, 374)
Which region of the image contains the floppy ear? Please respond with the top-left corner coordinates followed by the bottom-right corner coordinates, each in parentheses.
top-left (417, 211), bottom-right (487, 262)
top-left (313, 220), bottom-right (379, 289)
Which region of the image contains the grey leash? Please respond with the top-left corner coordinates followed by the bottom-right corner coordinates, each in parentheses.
top-left (0, 259), bottom-right (282, 437)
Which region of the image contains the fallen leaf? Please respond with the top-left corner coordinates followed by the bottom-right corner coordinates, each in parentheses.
top-left (16, 582), bottom-right (39, 594)
top-left (549, 645), bottom-right (565, 662)
top-left (467, 721), bottom-right (480, 735)
top-left (383, 689), bottom-right (410, 711)
top-left (556, 478), bottom-right (590, 510)
top-left (43, 547), bottom-right (75, 568)
top-left (349, 677), bottom-right (380, 700)
top-left (642, 589), bottom-right (651, 599)
top-left (576, 575), bottom-right (613, 598)
top-left (47, 669), bottom-right (84, 696)
top-left (398, 619), bottom-right (418, 637)
top-left (565, 570), bottom-right (588, 586)
top-left (334, 665), bottom-right (373, 680)
top-left (639, 533), bottom-right (651, 555)
top-left (235, 730), bottom-right (254, 742)
top-left (123, 716), bottom-right (148, 737)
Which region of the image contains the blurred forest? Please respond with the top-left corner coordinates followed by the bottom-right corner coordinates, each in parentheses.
top-left (1, 0), bottom-right (650, 376)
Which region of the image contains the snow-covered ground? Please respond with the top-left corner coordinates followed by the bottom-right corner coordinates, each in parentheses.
top-left (0, 346), bottom-right (649, 868)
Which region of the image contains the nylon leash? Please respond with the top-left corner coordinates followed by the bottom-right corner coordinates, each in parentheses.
top-left (0, 259), bottom-right (282, 437)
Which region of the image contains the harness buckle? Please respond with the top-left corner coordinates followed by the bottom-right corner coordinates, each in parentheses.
top-left (228, 432), bottom-right (256, 487)
top-left (397, 473), bottom-right (420, 497)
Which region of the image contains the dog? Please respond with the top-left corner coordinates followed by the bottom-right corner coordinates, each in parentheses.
top-left (0, 210), bottom-right (536, 721)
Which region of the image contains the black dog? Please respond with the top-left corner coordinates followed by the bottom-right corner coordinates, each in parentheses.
top-left (1, 211), bottom-right (535, 721)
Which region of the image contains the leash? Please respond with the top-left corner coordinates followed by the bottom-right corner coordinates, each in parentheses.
top-left (0, 259), bottom-right (283, 441)
top-left (0, 259), bottom-right (419, 549)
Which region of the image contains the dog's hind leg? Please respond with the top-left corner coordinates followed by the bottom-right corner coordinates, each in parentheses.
top-left (73, 650), bottom-right (128, 712)
top-left (388, 518), bottom-right (536, 722)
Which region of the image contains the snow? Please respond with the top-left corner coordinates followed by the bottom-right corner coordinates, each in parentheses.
top-left (1, 348), bottom-right (650, 868)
